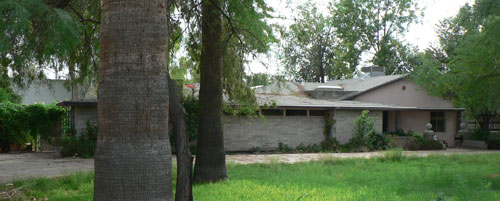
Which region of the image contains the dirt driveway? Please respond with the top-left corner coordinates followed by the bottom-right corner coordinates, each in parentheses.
top-left (1, 149), bottom-right (499, 183)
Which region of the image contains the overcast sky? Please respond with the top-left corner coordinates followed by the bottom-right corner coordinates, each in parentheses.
top-left (246, 0), bottom-right (475, 75)
top-left (44, 0), bottom-right (475, 79)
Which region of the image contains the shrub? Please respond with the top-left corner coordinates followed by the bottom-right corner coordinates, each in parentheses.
top-left (0, 102), bottom-right (64, 152)
top-left (487, 139), bottom-right (500, 150)
top-left (471, 127), bottom-right (490, 141)
top-left (365, 131), bottom-right (389, 150)
top-left (319, 139), bottom-right (340, 152)
top-left (249, 146), bottom-right (261, 154)
top-left (347, 110), bottom-right (388, 151)
top-left (295, 143), bottom-right (308, 152)
top-left (420, 139), bottom-right (443, 150)
top-left (60, 121), bottom-right (97, 158)
top-left (405, 137), bottom-right (421, 150)
top-left (276, 142), bottom-right (294, 153)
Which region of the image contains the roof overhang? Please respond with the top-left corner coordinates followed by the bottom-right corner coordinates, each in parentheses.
top-left (57, 101), bottom-right (97, 107)
top-left (264, 105), bottom-right (464, 111)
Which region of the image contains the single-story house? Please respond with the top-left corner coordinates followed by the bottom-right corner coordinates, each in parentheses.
top-left (57, 67), bottom-right (465, 151)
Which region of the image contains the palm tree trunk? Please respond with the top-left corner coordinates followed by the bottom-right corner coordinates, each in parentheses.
top-left (94, 1), bottom-right (173, 201)
top-left (193, 0), bottom-right (227, 183)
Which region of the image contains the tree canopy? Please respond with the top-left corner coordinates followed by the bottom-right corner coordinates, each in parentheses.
top-left (0, 0), bottom-right (100, 85)
top-left (411, 0), bottom-right (500, 131)
top-left (330, 0), bottom-right (422, 74)
top-left (280, 3), bottom-right (353, 83)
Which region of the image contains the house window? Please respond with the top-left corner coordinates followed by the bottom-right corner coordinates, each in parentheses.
top-left (309, 110), bottom-right (326, 116)
top-left (286, 109), bottom-right (307, 116)
top-left (261, 109), bottom-right (283, 116)
top-left (430, 112), bottom-right (445, 132)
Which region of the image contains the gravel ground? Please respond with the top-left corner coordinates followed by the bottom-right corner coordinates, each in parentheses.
top-left (1, 149), bottom-right (499, 183)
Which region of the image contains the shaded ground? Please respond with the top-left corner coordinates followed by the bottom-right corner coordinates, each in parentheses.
top-left (1, 149), bottom-right (499, 183)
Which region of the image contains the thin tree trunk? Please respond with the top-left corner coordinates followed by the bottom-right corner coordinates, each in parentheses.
top-left (167, 74), bottom-right (193, 201)
top-left (193, 0), bottom-right (227, 183)
top-left (478, 113), bottom-right (492, 132)
top-left (94, 1), bottom-right (173, 201)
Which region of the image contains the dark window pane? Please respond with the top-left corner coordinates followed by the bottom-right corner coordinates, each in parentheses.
top-left (309, 110), bottom-right (326, 116)
top-left (430, 112), bottom-right (446, 132)
top-left (437, 120), bottom-right (445, 132)
top-left (286, 109), bottom-right (307, 116)
top-left (261, 109), bottom-right (283, 116)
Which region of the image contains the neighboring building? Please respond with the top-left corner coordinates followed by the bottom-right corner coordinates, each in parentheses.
top-left (13, 80), bottom-right (73, 105)
top-left (57, 67), bottom-right (464, 151)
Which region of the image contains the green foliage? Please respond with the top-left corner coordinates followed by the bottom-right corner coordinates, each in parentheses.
top-left (276, 142), bottom-right (294, 153)
top-left (347, 110), bottom-right (388, 151)
top-left (0, 72), bottom-right (21, 103)
top-left (319, 139), bottom-right (340, 152)
top-left (280, 2), bottom-right (353, 82)
top-left (60, 121), bottom-right (97, 158)
top-left (173, 0), bottom-right (276, 110)
top-left (411, 0), bottom-right (500, 131)
top-left (246, 73), bottom-right (270, 87)
top-left (352, 110), bottom-right (375, 140)
top-left (420, 139), bottom-right (444, 150)
top-left (275, 139), bottom-right (340, 153)
top-left (8, 154), bottom-right (500, 200)
top-left (182, 94), bottom-right (199, 142)
top-left (0, 0), bottom-right (100, 85)
top-left (331, 0), bottom-right (422, 74)
top-left (0, 102), bottom-right (64, 151)
top-left (169, 92), bottom-right (200, 150)
top-left (472, 127), bottom-right (491, 141)
top-left (386, 130), bottom-right (442, 150)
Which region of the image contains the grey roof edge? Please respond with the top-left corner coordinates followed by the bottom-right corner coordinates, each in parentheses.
top-left (340, 75), bottom-right (408, 100)
top-left (57, 100), bottom-right (97, 107)
top-left (56, 100), bottom-right (464, 111)
top-left (270, 105), bottom-right (465, 111)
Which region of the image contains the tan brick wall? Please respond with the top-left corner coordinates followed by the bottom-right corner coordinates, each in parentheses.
top-left (223, 115), bottom-right (325, 151)
top-left (74, 106), bottom-right (98, 136)
top-left (333, 110), bottom-right (383, 144)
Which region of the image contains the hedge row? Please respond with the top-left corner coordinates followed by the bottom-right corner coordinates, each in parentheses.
top-left (0, 102), bottom-right (64, 151)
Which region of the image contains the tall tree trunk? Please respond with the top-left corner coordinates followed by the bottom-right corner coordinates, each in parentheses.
top-left (94, 1), bottom-right (173, 201)
top-left (193, 0), bottom-right (227, 183)
top-left (167, 74), bottom-right (193, 201)
top-left (478, 113), bottom-right (492, 132)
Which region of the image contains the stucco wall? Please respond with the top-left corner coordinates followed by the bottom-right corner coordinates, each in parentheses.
top-left (333, 110), bottom-right (383, 144)
top-left (397, 110), bottom-right (457, 147)
top-left (223, 115), bottom-right (324, 151)
top-left (354, 80), bottom-right (455, 108)
top-left (73, 106), bottom-right (98, 136)
top-left (13, 80), bottom-right (72, 105)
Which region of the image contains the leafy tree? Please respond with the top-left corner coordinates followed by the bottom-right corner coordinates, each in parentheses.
top-left (246, 73), bottom-right (270, 86)
top-left (0, 0), bottom-right (100, 85)
top-left (280, 3), bottom-right (353, 82)
top-left (0, 70), bottom-right (21, 103)
top-left (179, 0), bottom-right (275, 183)
top-left (331, 0), bottom-right (421, 74)
top-left (412, 0), bottom-right (500, 132)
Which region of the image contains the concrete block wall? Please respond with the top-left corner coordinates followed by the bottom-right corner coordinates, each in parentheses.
top-left (333, 110), bottom-right (383, 144)
top-left (223, 115), bottom-right (325, 151)
top-left (73, 106), bottom-right (98, 136)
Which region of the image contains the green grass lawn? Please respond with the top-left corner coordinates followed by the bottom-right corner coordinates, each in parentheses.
top-left (3, 153), bottom-right (500, 201)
